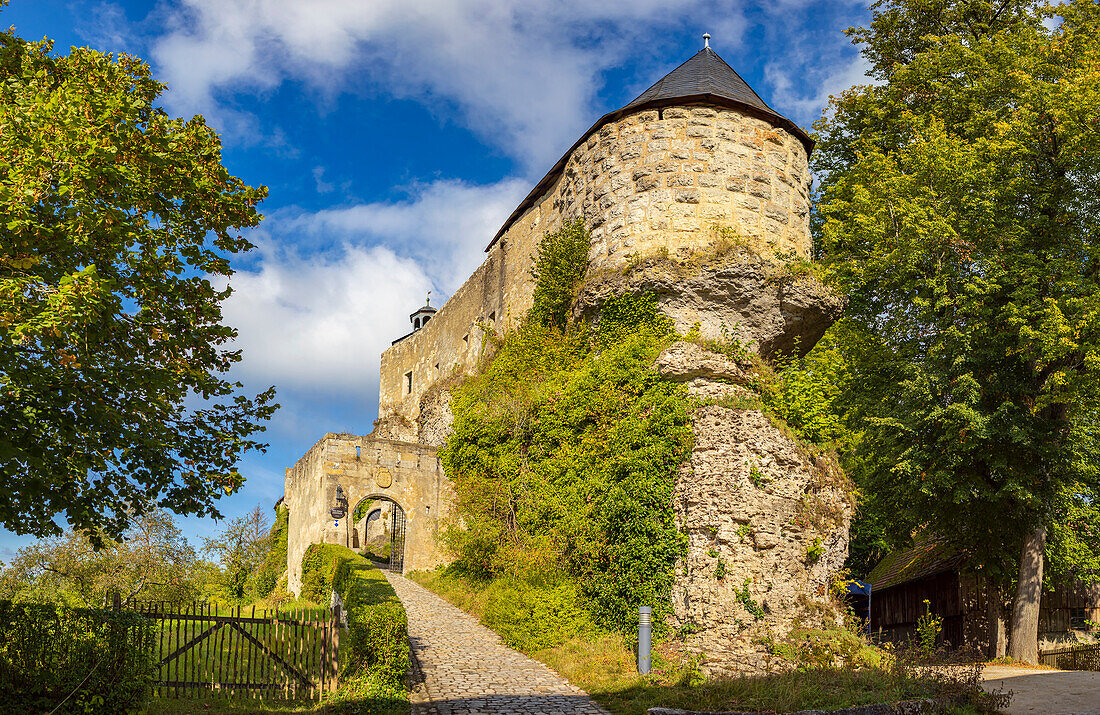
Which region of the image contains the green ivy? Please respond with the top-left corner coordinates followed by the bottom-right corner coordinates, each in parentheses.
top-left (439, 223), bottom-right (693, 635)
top-left (735, 579), bottom-right (766, 621)
top-left (249, 503), bottom-right (289, 598)
top-left (527, 219), bottom-right (589, 329)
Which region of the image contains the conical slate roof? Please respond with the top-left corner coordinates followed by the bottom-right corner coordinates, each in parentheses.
top-left (626, 47), bottom-right (791, 128)
top-left (487, 45), bottom-right (812, 249)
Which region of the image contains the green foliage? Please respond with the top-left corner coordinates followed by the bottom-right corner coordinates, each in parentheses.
top-left (814, 0), bottom-right (1100, 595)
top-left (301, 544), bottom-right (409, 713)
top-left (1046, 482), bottom-right (1100, 586)
top-left (713, 558), bottom-right (727, 581)
top-left (202, 505), bottom-right (275, 603)
top-left (528, 219), bottom-right (589, 329)
top-left (299, 543), bottom-right (345, 604)
top-left (0, 601), bottom-right (156, 714)
top-left (735, 579), bottom-right (765, 621)
top-left (480, 575), bottom-right (597, 652)
top-left (0, 509), bottom-right (201, 607)
top-left (594, 292), bottom-right (673, 349)
top-left (250, 503), bottom-right (289, 599)
top-left (806, 538), bottom-right (825, 563)
top-left (441, 223), bottom-right (692, 634)
top-left (0, 22), bottom-right (277, 542)
top-left (747, 461), bottom-right (769, 488)
top-left (682, 321), bottom-right (751, 362)
top-left (762, 335), bottom-right (851, 448)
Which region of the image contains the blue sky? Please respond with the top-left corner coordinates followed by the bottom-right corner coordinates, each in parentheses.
top-left (0, 0), bottom-right (871, 557)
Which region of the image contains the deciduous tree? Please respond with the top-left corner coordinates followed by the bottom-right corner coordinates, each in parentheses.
top-left (0, 7), bottom-right (276, 541)
top-left (202, 504), bottom-right (273, 601)
top-left (0, 508), bottom-right (201, 606)
top-left (814, 0), bottom-right (1100, 662)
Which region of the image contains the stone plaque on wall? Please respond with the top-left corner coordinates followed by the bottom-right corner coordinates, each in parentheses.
top-left (375, 468), bottom-right (392, 489)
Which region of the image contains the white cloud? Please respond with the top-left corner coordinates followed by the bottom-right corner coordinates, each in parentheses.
top-left (272, 177), bottom-right (529, 293)
top-left (758, 1), bottom-right (874, 128)
top-left (149, 0), bottom-right (748, 169)
top-left (220, 177), bottom-right (526, 394)
top-left (765, 52), bottom-right (872, 127)
top-left (312, 166), bottom-right (334, 194)
top-left (220, 241), bottom-right (429, 395)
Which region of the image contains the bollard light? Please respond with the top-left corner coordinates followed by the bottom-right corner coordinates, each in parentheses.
top-left (638, 606), bottom-right (652, 674)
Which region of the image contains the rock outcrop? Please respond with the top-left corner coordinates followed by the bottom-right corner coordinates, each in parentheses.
top-left (577, 253), bottom-right (845, 359)
top-left (658, 342), bottom-right (853, 674)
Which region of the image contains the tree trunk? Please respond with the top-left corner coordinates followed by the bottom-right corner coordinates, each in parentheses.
top-left (986, 581), bottom-right (1006, 659)
top-left (1007, 525), bottom-right (1046, 663)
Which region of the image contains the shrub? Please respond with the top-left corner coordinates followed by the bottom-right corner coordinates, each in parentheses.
top-left (249, 503), bottom-right (289, 599)
top-left (480, 576), bottom-right (596, 652)
top-left (440, 224), bottom-right (693, 636)
top-left (0, 601), bottom-right (155, 714)
top-left (301, 544), bottom-right (410, 709)
top-left (770, 627), bottom-right (880, 670)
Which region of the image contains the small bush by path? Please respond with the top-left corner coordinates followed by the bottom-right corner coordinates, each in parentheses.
top-left (301, 544), bottom-right (408, 715)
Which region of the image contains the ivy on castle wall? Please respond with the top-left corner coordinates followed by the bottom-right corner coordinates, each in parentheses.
top-left (439, 221), bottom-right (693, 634)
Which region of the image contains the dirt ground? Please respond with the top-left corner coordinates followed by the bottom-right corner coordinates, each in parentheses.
top-left (982, 665), bottom-right (1100, 715)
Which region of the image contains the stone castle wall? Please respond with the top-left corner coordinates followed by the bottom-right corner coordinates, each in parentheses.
top-left (284, 433), bottom-right (452, 593)
top-left (378, 103), bottom-right (812, 443)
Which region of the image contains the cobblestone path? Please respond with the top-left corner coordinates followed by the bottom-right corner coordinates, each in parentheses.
top-left (385, 572), bottom-right (609, 715)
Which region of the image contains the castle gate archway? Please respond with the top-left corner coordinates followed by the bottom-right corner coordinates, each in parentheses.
top-left (352, 495), bottom-right (407, 572)
top-left (283, 433), bottom-right (454, 595)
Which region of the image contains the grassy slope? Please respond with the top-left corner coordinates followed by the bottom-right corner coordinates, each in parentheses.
top-left (409, 569), bottom-right (991, 715)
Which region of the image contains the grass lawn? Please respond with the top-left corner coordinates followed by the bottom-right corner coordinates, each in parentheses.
top-left (409, 569), bottom-right (998, 715)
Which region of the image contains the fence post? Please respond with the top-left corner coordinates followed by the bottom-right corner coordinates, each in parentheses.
top-left (330, 605), bottom-right (341, 691)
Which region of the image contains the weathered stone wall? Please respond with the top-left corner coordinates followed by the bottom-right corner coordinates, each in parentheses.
top-left (378, 103), bottom-right (812, 443)
top-left (284, 433), bottom-right (453, 595)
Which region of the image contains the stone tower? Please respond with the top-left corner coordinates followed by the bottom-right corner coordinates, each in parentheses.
top-left (286, 42), bottom-right (850, 673)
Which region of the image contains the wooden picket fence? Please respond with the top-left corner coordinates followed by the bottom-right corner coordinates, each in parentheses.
top-left (1039, 642), bottom-right (1100, 671)
top-left (129, 601), bottom-right (340, 700)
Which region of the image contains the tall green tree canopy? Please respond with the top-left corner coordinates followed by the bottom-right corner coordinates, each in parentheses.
top-left (814, 0), bottom-right (1100, 660)
top-left (0, 15), bottom-right (276, 541)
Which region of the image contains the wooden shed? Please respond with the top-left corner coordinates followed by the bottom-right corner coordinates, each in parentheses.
top-left (867, 536), bottom-right (1099, 651)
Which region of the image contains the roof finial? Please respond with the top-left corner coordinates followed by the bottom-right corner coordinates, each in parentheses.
top-left (426, 290), bottom-right (431, 307)
top-left (703, 33), bottom-right (711, 49)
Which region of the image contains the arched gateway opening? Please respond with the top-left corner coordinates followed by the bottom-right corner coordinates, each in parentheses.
top-left (351, 496), bottom-right (406, 572)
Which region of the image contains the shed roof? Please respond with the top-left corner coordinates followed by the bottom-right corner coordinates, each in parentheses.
top-left (867, 536), bottom-right (968, 592)
top-left (485, 46), bottom-right (812, 251)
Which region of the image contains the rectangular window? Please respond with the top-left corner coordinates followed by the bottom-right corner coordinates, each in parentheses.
top-left (405, 371), bottom-right (413, 395)
top-left (1070, 607), bottom-right (1087, 630)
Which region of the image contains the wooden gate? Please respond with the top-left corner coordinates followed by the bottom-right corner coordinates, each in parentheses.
top-left (131, 602), bottom-right (340, 700)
